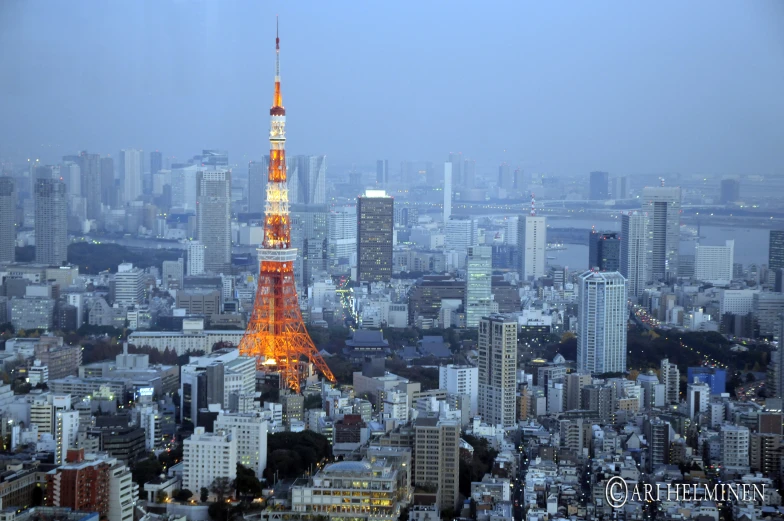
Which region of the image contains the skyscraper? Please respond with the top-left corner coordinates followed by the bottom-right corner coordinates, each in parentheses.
top-left (660, 358), bottom-right (680, 404)
top-left (642, 186), bottom-right (681, 282)
top-left (198, 150), bottom-right (229, 167)
top-left (769, 230), bottom-right (784, 273)
top-left (61, 160), bottom-right (81, 196)
top-left (577, 271), bottom-right (627, 374)
top-left (197, 170), bottom-right (231, 274)
top-left (34, 178), bottom-right (68, 266)
top-left (328, 206), bottom-right (357, 266)
top-left (0, 177), bottom-right (16, 263)
top-left (292, 204), bottom-right (328, 288)
top-left (620, 211), bottom-right (650, 298)
top-left (99, 157), bottom-right (115, 208)
top-left (248, 158), bottom-right (269, 214)
top-left (478, 314), bottom-right (518, 427)
top-left (448, 152), bottom-right (463, 187)
top-left (120, 149), bottom-right (143, 204)
top-left (376, 159), bottom-right (388, 186)
top-left (357, 190), bottom-right (393, 284)
top-left (443, 162), bottom-right (452, 222)
top-left (413, 413), bottom-right (460, 510)
top-left (187, 240), bottom-right (205, 276)
top-left (290, 155), bottom-right (326, 205)
top-left (694, 240), bottom-right (734, 285)
top-left (498, 163), bottom-right (513, 191)
top-left (589, 171), bottom-right (609, 200)
top-left (150, 151), bottom-right (163, 177)
top-left (588, 231), bottom-right (621, 271)
top-left (517, 208), bottom-right (546, 281)
top-left (465, 246), bottom-right (493, 328)
top-left (720, 178), bottom-right (740, 204)
top-left (463, 159), bottom-right (476, 190)
top-left (78, 152), bottom-right (101, 219)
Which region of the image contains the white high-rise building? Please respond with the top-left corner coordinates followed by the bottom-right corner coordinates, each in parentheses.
top-left (214, 412), bottom-right (268, 479)
top-left (114, 263), bottom-right (144, 306)
top-left (687, 380), bottom-right (710, 419)
top-left (478, 314), bottom-right (517, 427)
top-left (108, 461), bottom-right (136, 521)
top-left (55, 410), bottom-right (79, 465)
top-left (620, 211), bottom-right (650, 299)
top-left (642, 186), bottom-right (681, 282)
top-left (577, 271), bottom-right (627, 374)
top-left (289, 155), bottom-right (326, 205)
top-left (443, 162), bottom-right (452, 222)
top-left (660, 358), bottom-right (680, 404)
top-left (120, 149), bottom-right (143, 203)
top-left (517, 215), bottom-right (546, 281)
top-left (328, 205), bottom-right (357, 266)
top-left (171, 164), bottom-right (199, 210)
top-left (504, 216), bottom-right (518, 246)
top-left (187, 240), bottom-right (206, 276)
top-left (720, 424), bottom-right (750, 470)
top-left (694, 240), bottom-right (734, 285)
top-left (183, 427), bottom-right (238, 498)
top-left (445, 217), bottom-right (477, 256)
top-left (465, 246), bottom-right (493, 328)
top-left (439, 364), bottom-right (479, 416)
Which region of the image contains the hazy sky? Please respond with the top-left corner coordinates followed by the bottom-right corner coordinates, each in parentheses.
top-left (1, 1), bottom-right (783, 177)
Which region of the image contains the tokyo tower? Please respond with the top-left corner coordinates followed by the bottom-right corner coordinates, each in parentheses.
top-left (238, 19), bottom-right (336, 392)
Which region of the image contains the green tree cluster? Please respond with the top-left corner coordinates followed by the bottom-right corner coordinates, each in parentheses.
top-left (264, 431), bottom-right (332, 482)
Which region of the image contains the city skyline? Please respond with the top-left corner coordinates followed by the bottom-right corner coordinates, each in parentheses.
top-left (1, 2), bottom-right (783, 177)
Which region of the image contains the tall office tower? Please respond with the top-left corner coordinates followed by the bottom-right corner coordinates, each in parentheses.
top-left (34, 178), bottom-right (68, 266)
top-left (78, 152), bottom-right (101, 219)
top-left (448, 152), bottom-right (463, 186)
top-left (0, 177), bottom-right (15, 262)
top-left (644, 417), bottom-right (671, 471)
top-left (660, 358), bottom-right (680, 404)
top-left (588, 231), bottom-right (621, 271)
top-left (478, 314), bottom-right (518, 427)
top-left (443, 162), bottom-right (452, 222)
top-left (400, 161), bottom-right (414, 185)
top-left (196, 170), bottom-right (231, 274)
top-left (439, 364), bottom-right (479, 416)
top-left (463, 159), bottom-right (476, 190)
top-left (770, 321), bottom-right (784, 397)
top-left (620, 211), bottom-right (650, 299)
top-left (564, 372), bottom-right (592, 411)
top-left (237, 25), bottom-right (335, 392)
top-left (413, 413), bottom-right (460, 510)
top-left (290, 155), bottom-right (326, 204)
top-left (517, 197), bottom-right (546, 281)
top-left (465, 246), bottom-right (493, 328)
top-left (119, 149), bottom-right (143, 204)
top-left (187, 240), bottom-right (206, 276)
top-left (99, 157), bottom-right (115, 208)
top-left (114, 262), bottom-right (144, 306)
top-left (577, 271), bottom-right (627, 374)
top-left (611, 176), bottom-right (628, 199)
top-left (291, 204), bottom-right (328, 288)
top-left (376, 159), bottom-right (388, 186)
top-left (61, 160), bottom-right (81, 196)
top-left (150, 150), bottom-right (162, 177)
top-left (328, 205), bottom-right (357, 266)
top-left (769, 230), bottom-right (784, 274)
top-left (642, 186), bottom-right (681, 282)
top-left (248, 157), bottom-right (269, 214)
top-left (445, 217), bottom-right (477, 255)
top-left (694, 240), bottom-right (734, 285)
top-left (589, 171), bottom-right (609, 200)
top-left (498, 162), bottom-right (513, 191)
top-left (720, 178), bottom-right (740, 204)
top-left (171, 163), bottom-right (199, 210)
top-left (357, 190), bottom-right (394, 284)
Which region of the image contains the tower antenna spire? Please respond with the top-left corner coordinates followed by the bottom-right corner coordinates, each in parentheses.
top-left (530, 192), bottom-right (536, 217)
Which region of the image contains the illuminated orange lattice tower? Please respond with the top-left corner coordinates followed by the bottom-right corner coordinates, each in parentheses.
top-left (239, 19), bottom-right (335, 392)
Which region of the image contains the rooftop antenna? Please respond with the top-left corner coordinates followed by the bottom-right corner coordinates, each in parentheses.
top-left (530, 192), bottom-right (536, 217)
top-left (659, 177), bottom-right (665, 187)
